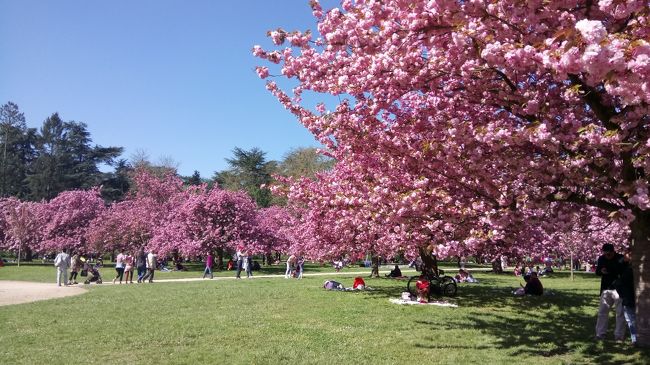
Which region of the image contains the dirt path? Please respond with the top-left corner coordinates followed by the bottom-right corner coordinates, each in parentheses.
top-left (0, 281), bottom-right (87, 306)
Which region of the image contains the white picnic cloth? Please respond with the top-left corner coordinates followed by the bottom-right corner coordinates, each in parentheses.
top-left (389, 298), bottom-right (458, 307)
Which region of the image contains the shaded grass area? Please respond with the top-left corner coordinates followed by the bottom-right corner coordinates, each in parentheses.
top-left (1, 271), bottom-right (649, 364)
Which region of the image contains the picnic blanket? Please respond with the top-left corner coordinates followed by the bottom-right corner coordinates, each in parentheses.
top-left (389, 298), bottom-right (458, 307)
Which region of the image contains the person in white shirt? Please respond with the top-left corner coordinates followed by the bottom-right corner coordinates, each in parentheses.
top-left (53, 249), bottom-right (71, 286)
top-left (141, 251), bottom-right (157, 283)
top-left (113, 250), bottom-right (126, 284)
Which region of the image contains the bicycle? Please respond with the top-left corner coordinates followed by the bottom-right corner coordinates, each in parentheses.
top-left (406, 268), bottom-right (457, 300)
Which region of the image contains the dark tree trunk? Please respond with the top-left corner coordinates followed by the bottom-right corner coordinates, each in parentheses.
top-left (24, 247), bottom-right (33, 262)
top-left (370, 255), bottom-right (380, 278)
top-left (216, 247), bottom-right (224, 271)
top-left (418, 246), bottom-right (439, 276)
top-left (492, 260), bottom-right (503, 274)
top-left (630, 211), bottom-right (650, 347)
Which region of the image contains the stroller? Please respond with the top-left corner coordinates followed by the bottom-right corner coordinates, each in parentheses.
top-left (82, 262), bottom-right (103, 284)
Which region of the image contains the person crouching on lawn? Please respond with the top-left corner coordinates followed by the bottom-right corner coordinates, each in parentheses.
top-left (416, 275), bottom-right (430, 303)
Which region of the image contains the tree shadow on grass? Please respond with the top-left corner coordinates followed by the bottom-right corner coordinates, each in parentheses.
top-left (413, 288), bottom-right (650, 364)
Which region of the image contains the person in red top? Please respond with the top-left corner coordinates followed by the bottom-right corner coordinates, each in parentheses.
top-left (416, 275), bottom-right (430, 303)
top-left (353, 276), bottom-right (366, 290)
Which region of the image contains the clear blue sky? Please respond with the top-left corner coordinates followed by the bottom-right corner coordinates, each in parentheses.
top-left (0, 0), bottom-right (335, 177)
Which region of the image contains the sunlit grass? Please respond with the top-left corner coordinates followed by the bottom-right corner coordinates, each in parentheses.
top-left (1, 270), bottom-right (648, 364)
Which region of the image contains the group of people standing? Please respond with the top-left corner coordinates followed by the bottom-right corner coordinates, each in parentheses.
top-left (285, 254), bottom-right (304, 279)
top-left (112, 249), bottom-right (157, 284)
top-left (53, 248), bottom-right (158, 286)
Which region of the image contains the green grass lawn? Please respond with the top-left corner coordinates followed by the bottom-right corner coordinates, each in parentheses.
top-left (1, 269), bottom-right (649, 364)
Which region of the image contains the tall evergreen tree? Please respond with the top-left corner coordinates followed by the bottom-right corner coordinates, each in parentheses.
top-left (26, 113), bottom-right (122, 200)
top-left (100, 159), bottom-right (132, 202)
top-left (214, 147), bottom-right (276, 207)
top-left (0, 102), bottom-right (36, 198)
top-left (187, 170), bottom-right (202, 186)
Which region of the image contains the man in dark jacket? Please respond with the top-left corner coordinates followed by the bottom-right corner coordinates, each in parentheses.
top-left (524, 272), bottom-right (544, 296)
top-left (616, 252), bottom-right (637, 346)
top-left (595, 243), bottom-right (625, 340)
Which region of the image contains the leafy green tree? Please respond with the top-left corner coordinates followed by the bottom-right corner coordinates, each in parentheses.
top-left (26, 113), bottom-right (122, 200)
top-left (0, 102), bottom-right (36, 198)
top-left (214, 147), bottom-right (276, 207)
top-left (100, 159), bottom-right (132, 202)
top-left (279, 147), bottom-right (334, 179)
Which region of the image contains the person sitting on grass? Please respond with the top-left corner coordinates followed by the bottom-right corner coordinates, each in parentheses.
top-left (353, 276), bottom-right (366, 290)
top-left (416, 275), bottom-right (430, 303)
top-left (525, 272), bottom-right (543, 295)
top-left (455, 269), bottom-right (469, 283)
top-left (514, 272), bottom-right (544, 296)
top-left (386, 264), bottom-right (402, 278)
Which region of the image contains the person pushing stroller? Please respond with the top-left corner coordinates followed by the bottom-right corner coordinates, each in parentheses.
top-left (83, 262), bottom-right (103, 284)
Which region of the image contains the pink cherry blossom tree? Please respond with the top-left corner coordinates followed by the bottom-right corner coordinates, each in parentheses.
top-left (37, 188), bottom-right (105, 253)
top-left (149, 186), bottom-right (260, 268)
top-left (85, 168), bottom-right (188, 255)
top-left (256, 0), bottom-right (650, 344)
top-left (0, 197), bottom-right (42, 265)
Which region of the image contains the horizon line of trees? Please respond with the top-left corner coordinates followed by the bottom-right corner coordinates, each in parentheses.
top-left (1, 101), bottom-right (334, 207)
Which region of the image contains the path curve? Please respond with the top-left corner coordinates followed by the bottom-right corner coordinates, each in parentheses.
top-left (0, 281), bottom-right (87, 306)
top-left (0, 267), bottom-right (491, 305)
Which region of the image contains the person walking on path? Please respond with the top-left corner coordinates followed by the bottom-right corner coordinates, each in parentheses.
top-left (285, 254), bottom-right (297, 278)
top-left (136, 249), bottom-right (147, 283)
top-left (616, 251), bottom-right (638, 346)
top-left (141, 251), bottom-right (157, 283)
top-left (54, 248), bottom-right (71, 287)
top-left (243, 251), bottom-right (253, 279)
top-left (124, 252), bottom-right (135, 284)
top-left (113, 250), bottom-right (126, 284)
top-left (296, 256), bottom-right (304, 279)
top-left (595, 243), bottom-right (626, 340)
top-left (235, 249), bottom-right (243, 279)
top-left (203, 252), bottom-right (214, 279)
top-left (68, 252), bottom-right (81, 285)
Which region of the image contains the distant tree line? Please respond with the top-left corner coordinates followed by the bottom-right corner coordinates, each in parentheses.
top-left (0, 102), bottom-right (124, 201)
top-left (1, 101), bottom-right (334, 206)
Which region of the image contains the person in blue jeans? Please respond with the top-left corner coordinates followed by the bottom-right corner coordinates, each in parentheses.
top-left (203, 252), bottom-right (214, 279)
top-left (616, 252), bottom-right (637, 346)
top-left (136, 248), bottom-right (147, 283)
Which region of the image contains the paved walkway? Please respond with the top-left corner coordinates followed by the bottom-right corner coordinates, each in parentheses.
top-left (0, 267), bottom-right (489, 306)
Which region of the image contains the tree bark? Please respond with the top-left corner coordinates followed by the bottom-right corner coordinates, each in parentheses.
top-left (370, 255), bottom-right (380, 278)
top-left (215, 247), bottom-right (224, 271)
top-left (418, 246), bottom-right (439, 275)
top-left (24, 247), bottom-right (32, 262)
top-left (630, 211), bottom-right (650, 347)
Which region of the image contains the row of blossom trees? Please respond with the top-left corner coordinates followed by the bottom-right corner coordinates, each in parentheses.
top-left (0, 170), bottom-right (295, 267)
top-left (254, 0), bottom-right (649, 345)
